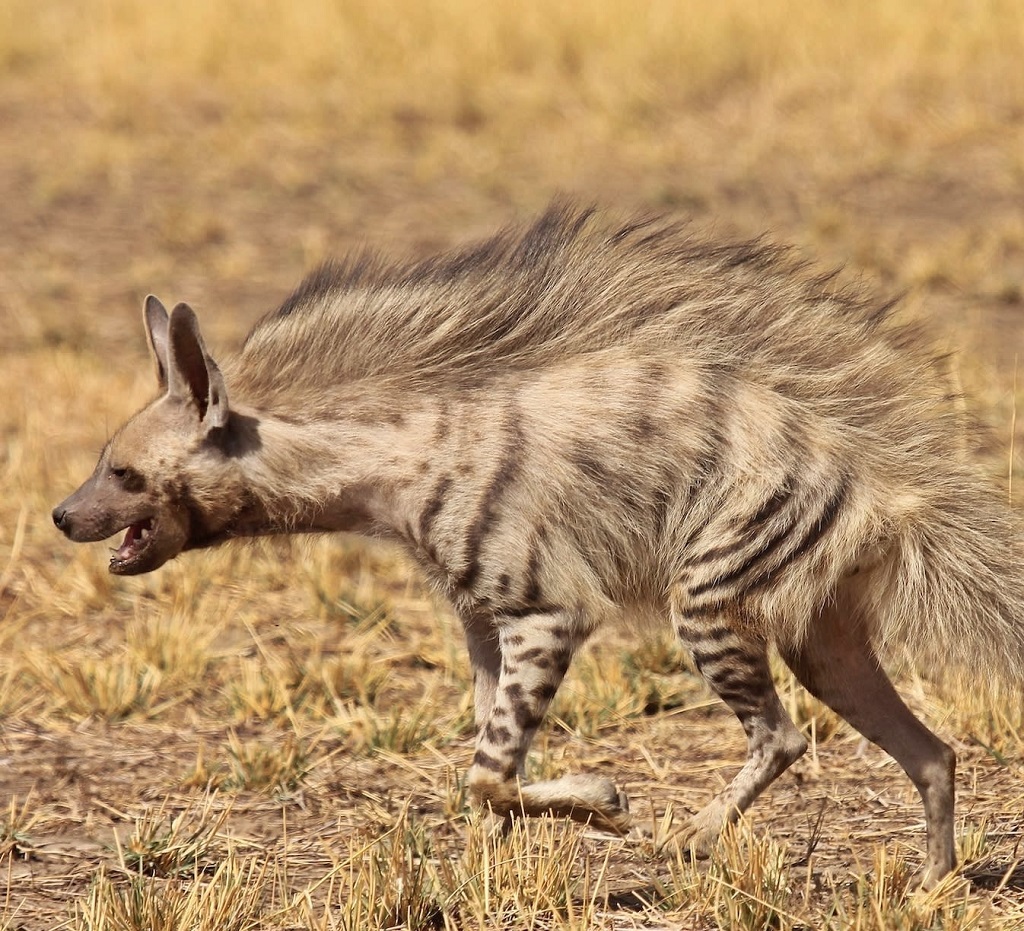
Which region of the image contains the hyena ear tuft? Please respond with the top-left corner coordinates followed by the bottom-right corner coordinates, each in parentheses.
top-left (144, 295), bottom-right (171, 389)
top-left (167, 302), bottom-right (230, 430)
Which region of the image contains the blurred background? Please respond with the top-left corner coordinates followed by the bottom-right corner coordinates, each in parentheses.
top-left (2, 0), bottom-right (1022, 368)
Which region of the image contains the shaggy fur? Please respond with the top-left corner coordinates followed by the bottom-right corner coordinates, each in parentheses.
top-left (54, 204), bottom-right (1024, 888)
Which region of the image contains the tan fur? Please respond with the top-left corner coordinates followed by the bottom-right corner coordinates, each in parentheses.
top-left (54, 204), bottom-right (1024, 887)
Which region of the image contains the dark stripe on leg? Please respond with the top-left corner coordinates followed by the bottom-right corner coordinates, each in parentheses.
top-left (456, 408), bottom-right (524, 590)
top-left (473, 749), bottom-right (516, 778)
top-left (688, 478), bottom-right (795, 567)
top-left (745, 477), bottom-right (848, 593)
top-left (689, 476), bottom-right (847, 601)
top-left (690, 644), bottom-right (748, 668)
top-left (522, 525), bottom-right (547, 605)
top-left (688, 512), bottom-right (800, 597)
top-left (419, 475), bottom-right (453, 540)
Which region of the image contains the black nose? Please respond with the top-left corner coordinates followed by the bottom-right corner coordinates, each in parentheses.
top-left (52, 506), bottom-right (68, 531)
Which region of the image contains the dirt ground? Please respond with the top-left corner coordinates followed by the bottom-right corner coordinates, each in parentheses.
top-left (3, 2), bottom-right (1024, 928)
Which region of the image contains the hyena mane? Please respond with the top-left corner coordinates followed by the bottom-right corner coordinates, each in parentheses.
top-left (236, 203), bottom-right (1019, 671)
top-left (241, 203), bottom-right (936, 426)
top-left (55, 202), bottom-right (1024, 888)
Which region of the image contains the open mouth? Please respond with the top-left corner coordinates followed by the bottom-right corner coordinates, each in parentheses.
top-left (109, 517), bottom-right (154, 573)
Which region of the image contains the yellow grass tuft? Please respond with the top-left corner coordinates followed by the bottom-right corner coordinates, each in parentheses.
top-left (23, 649), bottom-right (165, 722)
top-left (72, 855), bottom-right (269, 931)
top-left (113, 797), bottom-right (229, 879)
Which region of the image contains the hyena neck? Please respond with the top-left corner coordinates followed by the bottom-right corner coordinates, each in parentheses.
top-left (226, 391), bottom-right (445, 540)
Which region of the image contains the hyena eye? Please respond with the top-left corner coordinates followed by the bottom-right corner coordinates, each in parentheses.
top-left (110, 466), bottom-right (145, 491)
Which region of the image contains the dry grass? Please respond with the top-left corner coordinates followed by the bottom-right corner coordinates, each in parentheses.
top-left (3, 1), bottom-right (1024, 927)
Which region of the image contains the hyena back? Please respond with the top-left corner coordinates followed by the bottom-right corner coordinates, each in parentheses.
top-left (54, 205), bottom-right (1024, 888)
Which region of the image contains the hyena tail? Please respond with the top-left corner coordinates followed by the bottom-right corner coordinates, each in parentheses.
top-left (865, 478), bottom-right (1024, 681)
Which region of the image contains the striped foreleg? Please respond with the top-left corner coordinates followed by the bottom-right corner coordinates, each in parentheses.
top-left (465, 609), bottom-right (632, 834)
top-left (460, 610), bottom-right (503, 729)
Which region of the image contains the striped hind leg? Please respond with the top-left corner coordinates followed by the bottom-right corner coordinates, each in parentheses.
top-left (670, 592), bottom-right (807, 856)
top-left (464, 608), bottom-right (632, 833)
top-left (778, 597), bottom-right (956, 888)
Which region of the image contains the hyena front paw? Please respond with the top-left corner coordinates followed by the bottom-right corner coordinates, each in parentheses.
top-left (565, 774), bottom-right (632, 835)
top-left (521, 773), bottom-right (632, 834)
top-left (596, 782), bottom-right (633, 835)
top-left (917, 850), bottom-right (958, 892)
top-left (587, 794), bottom-right (632, 835)
top-left (588, 775), bottom-right (630, 814)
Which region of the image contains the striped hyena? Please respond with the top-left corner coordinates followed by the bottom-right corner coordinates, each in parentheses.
top-left (53, 205), bottom-right (1024, 887)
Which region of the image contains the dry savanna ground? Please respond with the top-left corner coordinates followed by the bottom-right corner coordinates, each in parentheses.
top-left (2, 1), bottom-right (1024, 928)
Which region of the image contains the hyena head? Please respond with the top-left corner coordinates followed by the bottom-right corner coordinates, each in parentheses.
top-left (53, 295), bottom-right (237, 576)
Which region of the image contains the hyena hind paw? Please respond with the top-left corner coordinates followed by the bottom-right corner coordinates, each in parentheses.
top-left (637, 814), bottom-right (721, 862)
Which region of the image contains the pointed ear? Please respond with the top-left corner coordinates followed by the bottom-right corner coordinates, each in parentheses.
top-left (166, 302), bottom-right (230, 430)
top-left (144, 295), bottom-right (171, 389)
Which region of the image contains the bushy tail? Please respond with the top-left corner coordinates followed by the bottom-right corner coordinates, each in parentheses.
top-left (870, 478), bottom-right (1024, 681)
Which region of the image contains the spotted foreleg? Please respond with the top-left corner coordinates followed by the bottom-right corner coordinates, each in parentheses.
top-left (466, 610), bottom-right (632, 834)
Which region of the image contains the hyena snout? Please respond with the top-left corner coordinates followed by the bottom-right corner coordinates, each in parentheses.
top-left (53, 478), bottom-right (193, 576)
top-left (51, 480), bottom-right (132, 544)
top-left (52, 504), bottom-right (72, 535)
top-left (51, 492), bottom-right (93, 540)
top-left (50, 489), bottom-right (101, 540)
